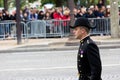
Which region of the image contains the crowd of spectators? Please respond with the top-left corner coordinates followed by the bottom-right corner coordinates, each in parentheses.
top-left (0, 0), bottom-right (120, 22)
top-left (1, 2), bottom-right (120, 22)
top-left (0, 0), bottom-right (120, 39)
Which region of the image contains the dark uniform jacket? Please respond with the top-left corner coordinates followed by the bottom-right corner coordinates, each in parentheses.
top-left (77, 36), bottom-right (102, 80)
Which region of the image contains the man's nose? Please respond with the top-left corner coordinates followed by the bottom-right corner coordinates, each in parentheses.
top-left (72, 30), bottom-right (75, 34)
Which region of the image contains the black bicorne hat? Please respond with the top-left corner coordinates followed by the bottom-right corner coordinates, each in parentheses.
top-left (70, 17), bottom-right (96, 29)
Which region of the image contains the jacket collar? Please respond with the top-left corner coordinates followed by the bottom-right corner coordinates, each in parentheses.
top-left (80, 35), bottom-right (90, 43)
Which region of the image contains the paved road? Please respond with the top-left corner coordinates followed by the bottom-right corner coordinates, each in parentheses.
top-left (0, 48), bottom-right (120, 80)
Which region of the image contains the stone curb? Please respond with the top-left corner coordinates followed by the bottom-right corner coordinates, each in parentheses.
top-left (1, 36), bottom-right (120, 53)
top-left (1, 43), bottom-right (120, 53)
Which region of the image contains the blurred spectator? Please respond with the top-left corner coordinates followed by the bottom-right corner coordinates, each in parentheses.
top-left (44, 12), bottom-right (51, 20)
top-left (23, 12), bottom-right (29, 22)
top-left (45, 12), bottom-right (52, 33)
top-left (80, 7), bottom-right (87, 17)
top-left (3, 10), bottom-right (11, 20)
top-left (75, 8), bottom-right (82, 18)
top-left (0, 10), bottom-right (3, 20)
top-left (86, 8), bottom-right (95, 18)
top-left (105, 6), bottom-right (110, 17)
top-left (73, 8), bottom-right (78, 19)
top-left (23, 6), bottom-right (29, 15)
top-left (0, 10), bottom-right (4, 38)
top-left (76, 7), bottom-right (87, 18)
top-left (43, 6), bottom-right (48, 13)
top-left (93, 5), bottom-right (99, 18)
top-left (97, 0), bottom-right (104, 9)
top-left (89, 5), bottom-right (94, 11)
top-left (29, 8), bottom-right (38, 20)
top-left (38, 10), bottom-right (45, 20)
top-left (62, 10), bottom-right (70, 27)
top-left (62, 10), bottom-right (70, 20)
top-left (53, 8), bottom-right (62, 20)
top-left (10, 10), bottom-right (16, 20)
top-left (96, 8), bottom-right (105, 18)
top-left (58, 7), bottom-right (63, 17)
top-left (20, 10), bottom-right (24, 21)
top-left (50, 8), bottom-right (55, 19)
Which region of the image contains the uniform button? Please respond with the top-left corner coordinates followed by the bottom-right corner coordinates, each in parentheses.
top-left (79, 65), bottom-right (81, 67)
top-left (80, 75), bottom-right (83, 78)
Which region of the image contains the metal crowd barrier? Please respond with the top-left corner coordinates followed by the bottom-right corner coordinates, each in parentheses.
top-left (26, 18), bottom-right (111, 38)
top-left (26, 20), bottom-right (46, 38)
top-left (0, 18), bottom-right (114, 40)
top-left (0, 20), bottom-right (27, 40)
top-left (88, 18), bottom-right (110, 35)
top-left (45, 20), bottom-right (70, 37)
top-left (25, 20), bottom-right (70, 38)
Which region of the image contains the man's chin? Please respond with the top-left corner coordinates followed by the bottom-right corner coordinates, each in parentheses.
top-left (74, 36), bottom-right (79, 39)
top-left (74, 36), bottom-right (81, 40)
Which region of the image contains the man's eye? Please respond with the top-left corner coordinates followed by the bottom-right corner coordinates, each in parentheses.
top-left (75, 29), bottom-right (78, 31)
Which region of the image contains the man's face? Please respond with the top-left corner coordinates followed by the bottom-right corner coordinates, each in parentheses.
top-left (72, 27), bottom-right (83, 39)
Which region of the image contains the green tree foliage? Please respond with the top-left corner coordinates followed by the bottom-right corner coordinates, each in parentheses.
top-left (41, 0), bottom-right (64, 7)
top-left (0, 0), bottom-right (3, 7)
top-left (28, 0), bottom-right (37, 3)
top-left (7, 0), bottom-right (24, 9)
top-left (2, 0), bottom-right (38, 10)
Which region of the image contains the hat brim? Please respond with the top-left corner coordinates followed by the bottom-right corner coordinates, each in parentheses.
top-left (69, 25), bottom-right (78, 29)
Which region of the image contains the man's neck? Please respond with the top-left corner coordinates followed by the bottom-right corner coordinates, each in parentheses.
top-left (80, 34), bottom-right (89, 41)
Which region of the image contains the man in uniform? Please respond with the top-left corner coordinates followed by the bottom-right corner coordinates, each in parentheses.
top-left (70, 17), bottom-right (102, 80)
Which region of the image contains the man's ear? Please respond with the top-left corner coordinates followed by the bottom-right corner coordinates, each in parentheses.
top-left (81, 28), bottom-right (85, 33)
top-left (81, 30), bottom-right (84, 33)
